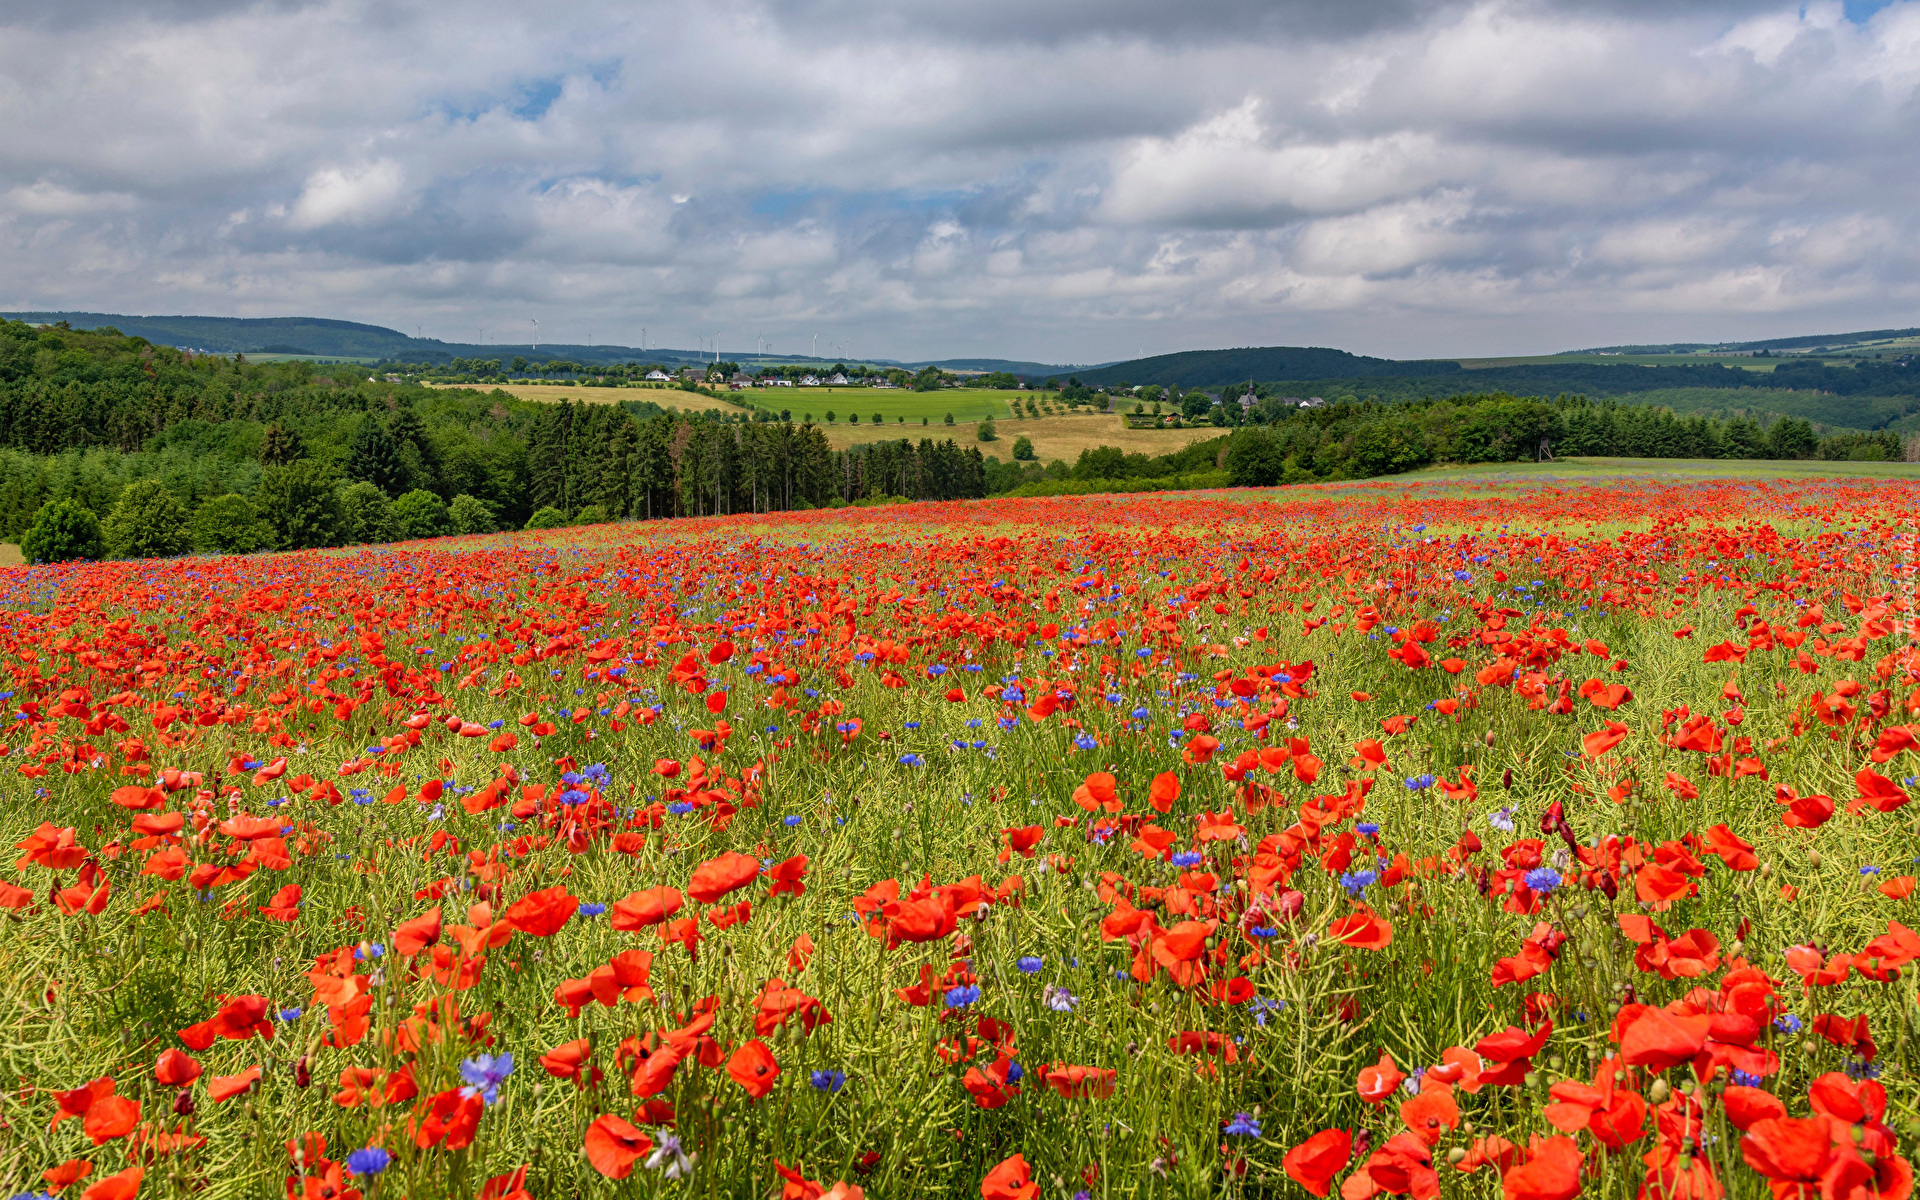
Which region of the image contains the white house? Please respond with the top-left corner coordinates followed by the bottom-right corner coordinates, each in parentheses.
top-left (799, 375), bottom-right (821, 386)
top-left (828, 372), bottom-right (849, 385)
top-left (645, 369), bottom-right (671, 381)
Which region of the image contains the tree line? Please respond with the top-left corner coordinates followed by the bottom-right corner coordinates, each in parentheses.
top-left (1221, 393), bottom-right (1906, 486)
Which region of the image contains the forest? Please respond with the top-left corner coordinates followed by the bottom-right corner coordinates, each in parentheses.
top-left (0, 320), bottom-right (992, 553)
top-left (1218, 392), bottom-right (1905, 486)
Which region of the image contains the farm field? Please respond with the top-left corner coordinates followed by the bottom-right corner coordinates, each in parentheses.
top-left (766, 387), bottom-right (1018, 425)
top-left (822, 411), bottom-right (1220, 462)
top-left (425, 382), bottom-right (748, 417)
top-left (1, 472), bottom-right (1918, 1200)
top-left (1456, 354), bottom-right (1789, 371)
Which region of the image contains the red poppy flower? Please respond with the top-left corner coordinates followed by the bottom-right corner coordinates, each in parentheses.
top-left (687, 852), bottom-right (761, 904)
top-left (981, 1154), bottom-right (1038, 1200)
top-left (208, 1065), bottom-right (262, 1104)
top-left (394, 907), bottom-right (443, 956)
top-left (1284, 1129), bottom-right (1353, 1197)
top-left (153, 1049), bottom-right (201, 1087)
top-left (726, 1039), bottom-right (780, 1100)
top-left (612, 886), bottom-right (684, 929)
top-left (1356, 1050), bottom-right (1406, 1106)
top-left (504, 886), bottom-right (579, 937)
top-left (78, 1166), bottom-right (142, 1200)
top-left (1501, 1135), bottom-right (1581, 1200)
top-left (583, 1113), bottom-right (654, 1179)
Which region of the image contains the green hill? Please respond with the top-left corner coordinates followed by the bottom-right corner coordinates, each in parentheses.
top-left (1076, 346), bottom-right (1463, 388)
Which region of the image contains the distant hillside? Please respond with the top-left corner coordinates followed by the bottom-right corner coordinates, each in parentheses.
top-left (1254, 358), bottom-right (1920, 431)
top-left (915, 357), bottom-right (1108, 376)
top-left (1581, 326), bottom-right (1920, 354)
top-left (1077, 346), bottom-right (1464, 389)
top-left (0, 311), bottom-right (718, 367)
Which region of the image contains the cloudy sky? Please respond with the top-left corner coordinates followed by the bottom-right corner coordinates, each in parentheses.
top-left (2, 0), bottom-right (1917, 362)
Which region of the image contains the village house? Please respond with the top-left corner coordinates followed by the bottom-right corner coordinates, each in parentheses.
top-left (799, 374), bottom-right (821, 386)
top-left (828, 372), bottom-right (849, 385)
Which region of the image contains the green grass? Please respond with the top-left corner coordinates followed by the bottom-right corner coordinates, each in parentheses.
top-left (768, 388), bottom-right (1074, 425)
top-left (1401, 455), bottom-right (1916, 481)
top-left (1457, 353), bottom-right (1789, 371)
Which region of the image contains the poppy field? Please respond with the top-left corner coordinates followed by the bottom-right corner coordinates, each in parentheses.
top-left (2, 474), bottom-right (1918, 1200)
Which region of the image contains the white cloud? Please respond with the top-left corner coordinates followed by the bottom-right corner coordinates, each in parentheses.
top-left (286, 160), bottom-right (411, 230)
top-left (3, 181), bottom-right (138, 215)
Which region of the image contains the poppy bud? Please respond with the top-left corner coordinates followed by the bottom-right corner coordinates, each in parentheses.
top-left (1648, 1078), bottom-right (1671, 1104)
top-left (1807, 850), bottom-right (1821, 868)
top-left (173, 1089), bottom-right (196, 1117)
top-left (1353, 1128), bottom-right (1372, 1159)
top-left (1502, 768), bottom-right (1513, 789)
top-left (1539, 800), bottom-right (1563, 834)
top-left (293, 1055), bottom-right (311, 1088)
top-left (1447, 1148), bottom-right (1467, 1166)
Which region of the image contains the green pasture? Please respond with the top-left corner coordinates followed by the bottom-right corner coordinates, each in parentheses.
top-left (754, 387), bottom-right (1027, 425)
top-left (1458, 353), bottom-right (1786, 371)
top-left (1404, 455), bottom-right (1917, 482)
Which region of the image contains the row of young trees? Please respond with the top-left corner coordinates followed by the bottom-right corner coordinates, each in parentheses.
top-left (5, 394), bottom-right (997, 560)
top-left (519, 401), bottom-right (991, 519)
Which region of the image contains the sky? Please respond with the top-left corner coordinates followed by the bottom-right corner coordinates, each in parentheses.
top-left (2, 0), bottom-right (1918, 363)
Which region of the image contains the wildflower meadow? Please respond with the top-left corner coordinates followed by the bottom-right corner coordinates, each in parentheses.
top-left (1, 474), bottom-right (1917, 1200)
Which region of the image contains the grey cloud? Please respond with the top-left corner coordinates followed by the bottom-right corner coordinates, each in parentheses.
top-left (1, 0), bottom-right (1917, 360)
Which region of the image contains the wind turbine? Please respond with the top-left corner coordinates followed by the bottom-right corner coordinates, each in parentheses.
top-left (531, 319), bottom-right (539, 351)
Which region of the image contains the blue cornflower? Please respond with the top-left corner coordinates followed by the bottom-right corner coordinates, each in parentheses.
top-left (1404, 774), bottom-right (1436, 791)
top-left (1487, 807), bottom-right (1516, 833)
top-left (1170, 851), bottom-right (1204, 868)
top-left (1731, 1069), bottom-right (1763, 1088)
top-left (897, 753), bottom-right (924, 767)
top-left (944, 984), bottom-right (981, 1008)
top-left (1339, 869), bottom-right (1377, 898)
top-left (667, 801), bottom-right (694, 816)
top-left (1044, 985), bottom-right (1078, 1012)
top-left (1224, 1112), bottom-right (1262, 1137)
top-left (345, 1147), bottom-right (391, 1176)
top-left (1004, 1061), bottom-right (1024, 1084)
top-left (1774, 1013), bottom-right (1803, 1034)
top-left (783, 814), bottom-right (803, 827)
top-left (1525, 867), bottom-right (1562, 895)
top-left (1355, 822), bottom-right (1380, 836)
top-left (559, 789), bottom-right (589, 806)
top-left (278, 1007), bottom-right (303, 1022)
top-left (810, 1069), bottom-right (847, 1093)
top-left (1249, 925), bottom-right (1278, 939)
top-left (1073, 732), bottom-right (1098, 750)
top-left (578, 903), bottom-right (607, 917)
top-left (1015, 956), bottom-right (1044, 974)
top-left (459, 1053), bottom-right (513, 1105)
